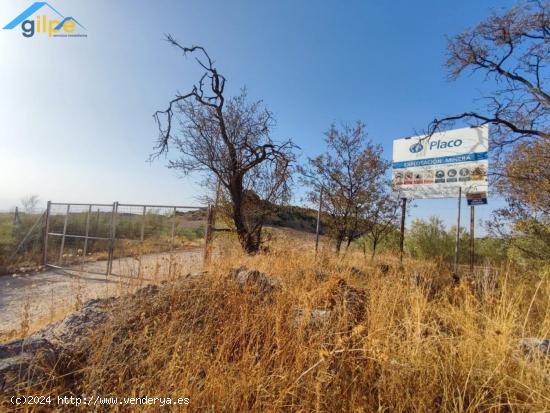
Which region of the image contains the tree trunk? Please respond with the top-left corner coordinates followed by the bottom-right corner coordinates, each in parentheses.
top-left (246, 226), bottom-right (262, 254)
top-left (370, 238), bottom-right (378, 262)
top-left (345, 237), bottom-right (352, 251)
top-left (335, 238), bottom-right (342, 254)
top-left (229, 177), bottom-right (261, 255)
top-left (335, 231), bottom-right (346, 254)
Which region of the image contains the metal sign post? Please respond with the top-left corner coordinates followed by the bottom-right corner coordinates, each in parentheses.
top-left (453, 187), bottom-right (462, 276)
top-left (469, 205), bottom-right (475, 275)
top-left (399, 197), bottom-right (407, 265)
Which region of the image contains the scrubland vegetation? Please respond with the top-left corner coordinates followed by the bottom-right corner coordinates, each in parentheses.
top-left (5, 232), bottom-right (549, 412)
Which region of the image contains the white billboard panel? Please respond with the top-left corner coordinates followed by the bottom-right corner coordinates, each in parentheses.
top-left (392, 126), bottom-right (488, 199)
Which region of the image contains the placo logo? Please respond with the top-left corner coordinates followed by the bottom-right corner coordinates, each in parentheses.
top-left (409, 142), bottom-right (424, 153)
top-left (428, 139), bottom-right (463, 150)
top-left (3, 2), bottom-right (86, 38)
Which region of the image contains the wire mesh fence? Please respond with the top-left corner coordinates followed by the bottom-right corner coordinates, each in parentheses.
top-left (0, 208), bottom-right (46, 272)
top-left (44, 202), bottom-right (208, 279)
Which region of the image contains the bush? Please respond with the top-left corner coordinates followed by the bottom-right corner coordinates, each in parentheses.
top-left (177, 225), bottom-right (205, 241)
top-left (405, 216), bottom-right (508, 265)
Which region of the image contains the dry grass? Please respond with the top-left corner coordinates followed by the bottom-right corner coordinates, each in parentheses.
top-left (3, 234), bottom-right (550, 412)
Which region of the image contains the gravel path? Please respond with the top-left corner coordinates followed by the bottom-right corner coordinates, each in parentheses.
top-left (0, 248), bottom-right (203, 341)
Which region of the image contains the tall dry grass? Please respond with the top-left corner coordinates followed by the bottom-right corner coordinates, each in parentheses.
top-left (4, 234), bottom-right (550, 412)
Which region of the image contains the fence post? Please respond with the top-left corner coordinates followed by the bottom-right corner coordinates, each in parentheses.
top-left (203, 205), bottom-right (214, 266)
top-left (13, 206), bottom-right (21, 235)
top-left (83, 204), bottom-right (92, 258)
top-left (95, 209), bottom-right (100, 236)
top-left (58, 204), bottom-right (70, 265)
top-left (43, 201), bottom-right (51, 266)
top-left (107, 202), bottom-right (118, 276)
top-left (171, 207), bottom-right (177, 249)
top-left (140, 205), bottom-right (146, 242)
top-left (169, 207), bottom-right (177, 277)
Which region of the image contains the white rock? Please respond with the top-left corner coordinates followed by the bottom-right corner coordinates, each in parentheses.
top-left (230, 267), bottom-right (281, 294)
top-left (519, 337), bottom-right (550, 358)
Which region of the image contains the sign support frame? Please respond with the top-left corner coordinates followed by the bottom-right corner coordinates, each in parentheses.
top-left (469, 205), bottom-right (475, 275)
top-left (399, 197), bottom-right (407, 265)
top-left (453, 187), bottom-right (462, 276)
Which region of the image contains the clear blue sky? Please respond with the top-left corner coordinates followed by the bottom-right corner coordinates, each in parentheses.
top-left (0, 0), bottom-right (515, 231)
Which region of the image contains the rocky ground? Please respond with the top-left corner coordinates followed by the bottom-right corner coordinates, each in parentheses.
top-left (2, 265), bottom-right (547, 396)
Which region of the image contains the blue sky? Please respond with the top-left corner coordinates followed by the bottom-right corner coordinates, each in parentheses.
top-left (0, 0), bottom-right (515, 231)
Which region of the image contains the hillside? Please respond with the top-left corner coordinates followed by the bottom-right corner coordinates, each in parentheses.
top-left (180, 203), bottom-right (325, 234)
top-left (264, 204), bottom-right (324, 234)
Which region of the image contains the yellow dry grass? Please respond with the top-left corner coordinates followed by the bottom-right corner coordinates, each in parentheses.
top-left (3, 234), bottom-right (550, 412)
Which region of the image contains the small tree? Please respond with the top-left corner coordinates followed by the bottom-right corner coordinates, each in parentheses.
top-left (152, 39), bottom-right (296, 254)
top-left (20, 195), bottom-right (39, 214)
top-left (406, 217), bottom-right (455, 262)
top-left (362, 193), bottom-right (400, 260)
top-left (407, 217), bottom-right (473, 264)
top-left (300, 122), bottom-right (390, 253)
top-left (487, 139), bottom-right (550, 263)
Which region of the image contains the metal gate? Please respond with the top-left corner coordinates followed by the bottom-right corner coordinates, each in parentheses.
top-left (43, 201), bottom-right (208, 279)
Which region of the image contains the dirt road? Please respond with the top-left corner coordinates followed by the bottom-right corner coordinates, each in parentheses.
top-left (0, 249), bottom-right (203, 341)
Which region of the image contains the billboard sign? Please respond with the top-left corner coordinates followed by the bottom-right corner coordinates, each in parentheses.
top-left (392, 126), bottom-right (488, 199)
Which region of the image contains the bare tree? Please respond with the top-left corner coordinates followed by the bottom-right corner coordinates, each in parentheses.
top-left (20, 194), bottom-right (40, 214)
top-left (152, 38), bottom-right (295, 254)
top-left (362, 193), bottom-right (400, 261)
top-left (428, 0), bottom-right (549, 158)
top-left (300, 122), bottom-right (390, 253)
top-left (427, 1), bottom-right (550, 262)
